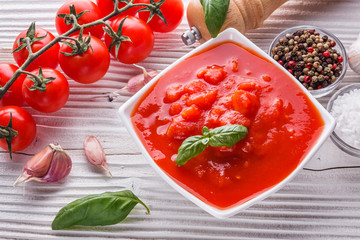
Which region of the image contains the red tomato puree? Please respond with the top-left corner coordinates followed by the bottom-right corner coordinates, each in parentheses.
top-left (131, 42), bottom-right (324, 209)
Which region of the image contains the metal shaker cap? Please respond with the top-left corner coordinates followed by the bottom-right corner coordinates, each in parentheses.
top-left (181, 26), bottom-right (202, 45)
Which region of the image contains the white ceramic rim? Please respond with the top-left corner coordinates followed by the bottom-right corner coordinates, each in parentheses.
top-left (119, 28), bottom-right (336, 219)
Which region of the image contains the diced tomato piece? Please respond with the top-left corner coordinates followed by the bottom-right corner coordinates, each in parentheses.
top-left (186, 89), bottom-right (218, 109)
top-left (169, 103), bottom-right (182, 116)
top-left (197, 65), bottom-right (226, 85)
top-left (223, 78), bottom-right (236, 91)
top-left (262, 98), bottom-right (284, 126)
top-left (262, 75), bottom-right (271, 82)
top-left (224, 58), bottom-right (239, 73)
top-left (217, 94), bottom-right (233, 109)
top-left (181, 105), bottom-right (201, 121)
top-left (219, 110), bottom-right (251, 127)
top-left (231, 59), bottom-right (238, 72)
top-left (205, 107), bottom-right (225, 128)
top-left (167, 115), bottom-right (201, 139)
top-left (137, 103), bottom-right (160, 117)
top-left (207, 161), bottom-right (232, 187)
top-left (232, 89), bottom-right (259, 117)
top-left (183, 79), bottom-right (207, 94)
top-left (164, 84), bottom-right (184, 103)
top-left (237, 81), bottom-right (259, 92)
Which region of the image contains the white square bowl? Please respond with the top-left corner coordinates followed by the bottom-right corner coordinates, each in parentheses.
top-left (119, 28), bottom-right (336, 218)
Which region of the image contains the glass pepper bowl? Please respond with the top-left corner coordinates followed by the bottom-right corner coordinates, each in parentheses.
top-left (268, 25), bottom-right (348, 98)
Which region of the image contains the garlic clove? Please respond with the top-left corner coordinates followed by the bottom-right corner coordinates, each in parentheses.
top-left (13, 145), bottom-right (54, 186)
top-left (108, 65), bottom-right (159, 101)
top-left (38, 144), bottom-right (72, 183)
top-left (13, 143), bottom-right (72, 186)
top-left (348, 33), bottom-right (360, 74)
top-left (84, 136), bottom-right (112, 177)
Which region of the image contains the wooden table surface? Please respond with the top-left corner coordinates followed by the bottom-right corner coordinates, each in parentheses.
top-left (1, 0), bottom-right (360, 239)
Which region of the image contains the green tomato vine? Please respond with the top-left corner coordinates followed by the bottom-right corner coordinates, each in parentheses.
top-left (0, 0), bottom-right (166, 100)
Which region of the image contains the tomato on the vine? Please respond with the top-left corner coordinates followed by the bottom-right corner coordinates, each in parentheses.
top-left (59, 35), bottom-right (110, 84)
top-left (104, 16), bottom-right (154, 64)
top-left (0, 63), bottom-right (26, 107)
top-left (0, 106), bottom-right (36, 154)
top-left (12, 26), bottom-right (60, 71)
top-left (138, 0), bottom-right (184, 33)
top-left (22, 68), bottom-right (69, 113)
top-left (55, 0), bottom-right (104, 39)
top-left (96, 0), bottom-right (141, 20)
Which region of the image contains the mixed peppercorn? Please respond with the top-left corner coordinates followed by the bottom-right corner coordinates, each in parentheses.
top-left (271, 29), bottom-right (344, 90)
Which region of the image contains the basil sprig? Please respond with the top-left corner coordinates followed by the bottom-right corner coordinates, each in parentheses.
top-left (200, 0), bottom-right (230, 38)
top-left (176, 125), bottom-right (248, 166)
top-left (52, 190), bottom-right (149, 230)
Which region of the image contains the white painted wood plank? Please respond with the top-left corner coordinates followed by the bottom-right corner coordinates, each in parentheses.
top-left (1, 0), bottom-right (360, 239)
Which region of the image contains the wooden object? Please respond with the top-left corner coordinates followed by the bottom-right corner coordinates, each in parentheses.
top-left (186, 0), bottom-right (289, 42)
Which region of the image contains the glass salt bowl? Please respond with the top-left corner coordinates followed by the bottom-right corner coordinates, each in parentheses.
top-left (327, 83), bottom-right (360, 157)
top-left (268, 25), bottom-right (348, 98)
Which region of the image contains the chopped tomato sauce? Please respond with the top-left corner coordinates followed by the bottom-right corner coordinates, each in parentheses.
top-left (131, 42), bottom-right (324, 209)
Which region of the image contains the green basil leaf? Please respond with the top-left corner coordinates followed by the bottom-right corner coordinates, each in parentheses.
top-left (176, 135), bottom-right (208, 166)
top-left (52, 190), bottom-right (149, 230)
top-left (200, 0), bottom-right (230, 38)
top-left (208, 125), bottom-right (248, 147)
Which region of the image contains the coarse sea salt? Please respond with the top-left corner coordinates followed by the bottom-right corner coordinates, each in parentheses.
top-left (330, 88), bottom-right (360, 149)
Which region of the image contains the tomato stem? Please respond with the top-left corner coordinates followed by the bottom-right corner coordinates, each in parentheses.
top-left (0, 113), bottom-right (18, 159)
top-left (0, 0), bottom-right (158, 100)
top-left (25, 37), bottom-right (34, 55)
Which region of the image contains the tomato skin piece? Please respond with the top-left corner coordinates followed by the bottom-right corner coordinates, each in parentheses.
top-left (59, 35), bottom-right (110, 84)
top-left (55, 0), bottom-right (104, 39)
top-left (104, 16), bottom-right (154, 64)
top-left (22, 68), bottom-right (69, 113)
top-left (138, 0), bottom-right (184, 33)
top-left (0, 63), bottom-right (26, 107)
top-left (96, 0), bottom-right (141, 20)
top-left (12, 28), bottom-right (59, 71)
top-left (197, 65), bottom-right (227, 85)
top-left (232, 89), bottom-right (259, 117)
top-left (0, 106), bottom-right (36, 152)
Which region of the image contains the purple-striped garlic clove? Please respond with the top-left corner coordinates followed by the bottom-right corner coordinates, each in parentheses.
top-left (39, 146), bottom-right (72, 183)
top-left (13, 144), bottom-right (72, 186)
top-left (84, 136), bottom-right (112, 177)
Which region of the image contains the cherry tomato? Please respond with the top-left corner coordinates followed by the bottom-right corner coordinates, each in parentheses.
top-left (96, 0), bottom-right (141, 20)
top-left (138, 0), bottom-right (184, 33)
top-left (12, 28), bottom-right (60, 71)
top-left (55, 0), bottom-right (104, 39)
top-left (0, 106), bottom-right (36, 153)
top-left (0, 63), bottom-right (26, 107)
top-left (104, 16), bottom-right (154, 64)
top-left (59, 35), bottom-right (110, 84)
top-left (22, 68), bottom-right (69, 113)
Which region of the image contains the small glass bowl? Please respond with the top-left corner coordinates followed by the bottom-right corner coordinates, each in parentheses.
top-left (327, 83), bottom-right (360, 157)
top-left (268, 25), bottom-right (348, 98)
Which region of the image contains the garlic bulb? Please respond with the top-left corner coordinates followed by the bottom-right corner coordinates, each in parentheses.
top-left (348, 33), bottom-right (360, 74)
top-left (13, 144), bottom-right (72, 186)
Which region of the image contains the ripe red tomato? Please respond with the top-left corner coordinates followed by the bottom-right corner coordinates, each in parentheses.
top-left (96, 0), bottom-right (141, 20)
top-left (0, 106), bottom-right (36, 153)
top-left (0, 63), bottom-right (26, 107)
top-left (12, 28), bottom-right (60, 71)
top-left (138, 0), bottom-right (184, 33)
top-left (104, 16), bottom-right (154, 64)
top-left (55, 0), bottom-right (104, 39)
top-left (22, 68), bottom-right (69, 113)
top-left (59, 35), bottom-right (110, 84)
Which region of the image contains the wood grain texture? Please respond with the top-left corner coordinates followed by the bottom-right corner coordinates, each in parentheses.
top-left (1, 0), bottom-right (360, 239)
